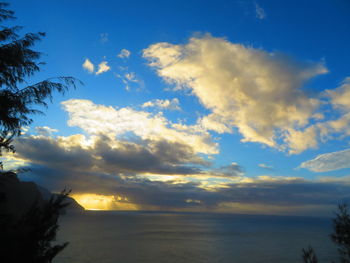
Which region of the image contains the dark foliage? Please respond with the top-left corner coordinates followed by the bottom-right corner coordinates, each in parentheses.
top-left (0, 188), bottom-right (71, 263)
top-left (0, 2), bottom-right (78, 262)
top-left (302, 247), bottom-right (319, 263)
top-left (302, 204), bottom-right (350, 263)
top-left (0, 2), bottom-right (80, 167)
top-left (331, 204), bottom-right (350, 263)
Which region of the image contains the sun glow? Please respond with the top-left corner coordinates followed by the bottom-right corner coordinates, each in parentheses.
top-left (71, 193), bottom-right (139, 211)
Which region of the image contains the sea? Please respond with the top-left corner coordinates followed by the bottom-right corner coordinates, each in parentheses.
top-left (55, 211), bottom-right (337, 263)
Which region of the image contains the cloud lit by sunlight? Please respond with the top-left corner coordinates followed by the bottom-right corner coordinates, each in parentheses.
top-left (143, 35), bottom-right (328, 154)
top-left (82, 58), bottom-right (94, 73)
top-left (96, 61), bottom-right (111, 75)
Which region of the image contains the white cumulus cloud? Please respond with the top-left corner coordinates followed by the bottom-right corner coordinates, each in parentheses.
top-left (82, 58), bottom-right (94, 73)
top-left (96, 61), bottom-right (111, 75)
top-left (61, 99), bottom-right (217, 155)
top-left (310, 77), bottom-right (350, 141)
top-left (327, 77), bottom-right (350, 110)
top-left (143, 35), bottom-right (327, 154)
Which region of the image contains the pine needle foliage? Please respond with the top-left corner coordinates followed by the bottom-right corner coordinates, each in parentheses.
top-left (0, 2), bottom-right (78, 262)
top-left (0, 188), bottom-right (71, 263)
top-left (0, 2), bottom-right (81, 167)
top-left (302, 204), bottom-right (350, 263)
top-left (331, 204), bottom-right (350, 263)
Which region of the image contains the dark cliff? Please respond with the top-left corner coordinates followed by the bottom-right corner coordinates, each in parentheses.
top-left (0, 172), bottom-right (84, 217)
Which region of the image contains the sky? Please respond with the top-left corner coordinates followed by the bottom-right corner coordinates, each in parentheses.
top-left (3, 0), bottom-right (350, 215)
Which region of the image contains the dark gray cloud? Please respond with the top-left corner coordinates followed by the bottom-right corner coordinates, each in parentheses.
top-left (94, 138), bottom-right (207, 175)
top-left (11, 135), bottom-right (350, 215)
top-left (214, 163), bottom-right (244, 177)
top-left (21, 163), bottom-right (350, 213)
top-left (20, 164), bottom-right (208, 209)
top-left (218, 180), bottom-right (350, 206)
top-left (15, 136), bottom-right (94, 171)
top-left (14, 135), bottom-right (206, 176)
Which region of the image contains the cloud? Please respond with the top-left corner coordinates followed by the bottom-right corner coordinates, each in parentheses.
top-left (115, 71), bottom-right (143, 91)
top-left (35, 126), bottom-right (58, 137)
top-left (12, 134), bottom-right (206, 176)
top-left (284, 126), bottom-right (318, 154)
top-left (83, 59), bottom-right (111, 75)
top-left (61, 99), bottom-right (217, 155)
top-left (142, 98), bottom-right (180, 111)
top-left (10, 143), bottom-right (350, 215)
top-left (318, 175), bottom-right (350, 184)
top-left (96, 61), bottom-right (111, 75)
top-left (143, 35), bottom-right (327, 154)
top-left (299, 148), bottom-right (350, 172)
top-left (327, 77), bottom-right (350, 110)
top-left (6, 132), bottom-right (221, 208)
top-left (5, 131), bottom-right (350, 215)
top-left (258, 163), bottom-right (274, 170)
top-left (301, 77), bottom-right (350, 143)
top-left (254, 2), bottom-right (266, 19)
top-left (117, 49), bottom-right (131, 59)
top-left (124, 72), bottom-right (138, 82)
top-left (217, 163), bottom-right (244, 177)
top-left (198, 114), bottom-right (232, 134)
top-left (82, 58), bottom-right (94, 73)
top-left (100, 33), bottom-right (108, 43)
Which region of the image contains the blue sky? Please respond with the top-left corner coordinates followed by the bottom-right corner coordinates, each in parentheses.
top-left (4, 0), bottom-right (350, 214)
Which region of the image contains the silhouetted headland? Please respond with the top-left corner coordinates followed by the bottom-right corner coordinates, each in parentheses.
top-left (0, 172), bottom-right (84, 218)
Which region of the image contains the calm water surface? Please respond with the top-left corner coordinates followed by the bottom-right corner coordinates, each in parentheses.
top-left (56, 211), bottom-right (337, 263)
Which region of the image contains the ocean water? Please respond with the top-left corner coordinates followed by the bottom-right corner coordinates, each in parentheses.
top-left (55, 211), bottom-right (337, 263)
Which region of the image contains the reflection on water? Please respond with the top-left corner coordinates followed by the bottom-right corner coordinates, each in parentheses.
top-left (56, 211), bottom-right (337, 263)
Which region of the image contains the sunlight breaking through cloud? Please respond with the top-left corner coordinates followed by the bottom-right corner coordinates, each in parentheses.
top-left (71, 193), bottom-right (138, 210)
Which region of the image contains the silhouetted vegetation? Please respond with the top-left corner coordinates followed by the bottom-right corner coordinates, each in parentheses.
top-left (0, 2), bottom-right (80, 168)
top-left (0, 2), bottom-right (79, 262)
top-left (302, 204), bottom-right (350, 263)
top-left (302, 246), bottom-right (319, 263)
top-left (0, 187), bottom-right (71, 263)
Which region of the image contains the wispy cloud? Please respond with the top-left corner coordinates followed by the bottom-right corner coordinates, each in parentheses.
top-left (254, 2), bottom-right (266, 19)
top-left (142, 98), bottom-right (180, 111)
top-left (124, 72), bottom-right (138, 82)
top-left (35, 126), bottom-right (58, 137)
top-left (96, 61), bottom-right (111, 75)
top-left (299, 149), bottom-right (350, 172)
top-left (100, 33), bottom-right (108, 43)
top-left (115, 71), bottom-right (143, 91)
top-left (82, 58), bottom-right (94, 73)
top-left (258, 163), bottom-right (274, 170)
top-left (117, 49), bottom-right (131, 59)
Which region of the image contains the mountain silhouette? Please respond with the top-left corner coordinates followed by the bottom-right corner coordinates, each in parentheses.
top-left (0, 172), bottom-right (84, 217)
